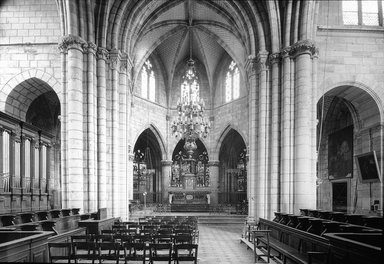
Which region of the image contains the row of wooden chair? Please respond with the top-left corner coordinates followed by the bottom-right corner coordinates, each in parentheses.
top-left (48, 241), bottom-right (198, 264)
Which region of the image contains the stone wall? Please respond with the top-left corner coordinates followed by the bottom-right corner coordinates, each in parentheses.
top-left (316, 0), bottom-right (384, 214)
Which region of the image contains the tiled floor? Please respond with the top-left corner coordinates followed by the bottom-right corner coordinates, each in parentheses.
top-left (198, 224), bottom-right (255, 264)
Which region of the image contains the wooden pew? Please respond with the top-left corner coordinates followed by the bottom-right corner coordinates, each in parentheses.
top-left (257, 218), bottom-right (329, 264)
top-left (324, 232), bottom-right (381, 264)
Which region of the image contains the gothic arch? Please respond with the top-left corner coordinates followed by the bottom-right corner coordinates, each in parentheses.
top-left (318, 82), bottom-right (383, 129)
top-left (0, 70), bottom-right (61, 116)
top-left (133, 123), bottom-right (167, 160)
top-left (214, 124), bottom-right (248, 161)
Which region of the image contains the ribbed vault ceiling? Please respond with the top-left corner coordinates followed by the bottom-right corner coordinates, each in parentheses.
top-left (103, 0), bottom-right (267, 89)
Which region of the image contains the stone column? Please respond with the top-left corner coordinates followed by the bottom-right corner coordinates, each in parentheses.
top-left (245, 56), bottom-right (257, 221)
top-left (84, 41), bottom-right (98, 213)
top-left (208, 160), bottom-right (219, 205)
top-left (255, 51), bottom-right (269, 221)
top-left (290, 40), bottom-right (318, 213)
top-left (118, 54), bottom-right (130, 219)
top-left (161, 160), bottom-right (172, 203)
top-left (110, 49), bottom-right (121, 217)
top-left (96, 47), bottom-right (109, 211)
top-left (280, 47), bottom-right (293, 213)
top-left (0, 126), bottom-right (3, 191)
top-left (20, 129), bottom-right (26, 195)
top-left (9, 129), bottom-right (15, 191)
top-left (126, 73), bottom-right (134, 219)
top-left (269, 53), bottom-right (281, 219)
top-left (58, 35), bottom-right (86, 210)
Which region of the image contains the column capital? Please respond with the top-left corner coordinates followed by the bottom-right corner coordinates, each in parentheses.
top-left (208, 160), bottom-right (220, 166)
top-left (109, 49), bottom-right (122, 70)
top-left (245, 51), bottom-right (269, 76)
top-left (96, 47), bottom-right (110, 61)
top-left (0, 125), bottom-right (4, 134)
top-left (280, 46), bottom-right (291, 58)
top-left (83, 41), bottom-right (97, 55)
top-left (58, 34), bottom-right (87, 53)
top-left (161, 160), bottom-right (173, 166)
top-left (289, 39), bottom-right (318, 58)
top-left (268, 52), bottom-right (281, 66)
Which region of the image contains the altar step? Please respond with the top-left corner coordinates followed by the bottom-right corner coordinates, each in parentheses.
top-left (198, 215), bottom-right (246, 225)
top-left (170, 204), bottom-right (210, 212)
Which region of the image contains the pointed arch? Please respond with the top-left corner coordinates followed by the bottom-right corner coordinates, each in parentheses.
top-left (214, 124), bottom-right (248, 160)
top-left (132, 123), bottom-right (167, 160)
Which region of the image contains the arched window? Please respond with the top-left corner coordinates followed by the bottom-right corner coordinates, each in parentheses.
top-left (181, 62), bottom-right (199, 104)
top-left (342, 0), bottom-right (383, 26)
top-left (225, 61), bottom-right (240, 102)
top-left (141, 60), bottom-right (156, 101)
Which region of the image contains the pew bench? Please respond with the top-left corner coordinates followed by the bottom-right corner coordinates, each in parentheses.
top-left (257, 233), bottom-right (328, 264)
top-left (257, 218), bottom-right (329, 264)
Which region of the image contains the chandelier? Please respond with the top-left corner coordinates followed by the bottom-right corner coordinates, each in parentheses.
top-left (171, 27), bottom-right (211, 158)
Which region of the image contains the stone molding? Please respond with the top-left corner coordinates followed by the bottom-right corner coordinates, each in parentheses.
top-left (58, 34), bottom-right (87, 53)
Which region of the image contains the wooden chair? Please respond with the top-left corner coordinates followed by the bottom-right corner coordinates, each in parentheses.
top-left (153, 234), bottom-right (173, 244)
top-left (48, 242), bottom-right (72, 263)
top-left (148, 243), bottom-right (173, 264)
top-left (72, 241), bottom-right (99, 264)
top-left (173, 244), bottom-right (198, 264)
top-left (173, 234), bottom-right (193, 245)
top-left (98, 242), bottom-right (120, 264)
top-left (123, 242), bottom-right (147, 264)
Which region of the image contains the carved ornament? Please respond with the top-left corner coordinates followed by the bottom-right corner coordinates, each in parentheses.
top-left (83, 41), bottom-right (97, 55)
top-left (268, 52), bottom-right (281, 65)
top-left (58, 34), bottom-right (87, 53)
top-left (289, 39), bottom-right (319, 58)
top-left (96, 47), bottom-right (110, 61)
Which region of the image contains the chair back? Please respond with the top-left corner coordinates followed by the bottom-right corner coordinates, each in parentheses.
top-left (72, 241), bottom-right (98, 263)
top-left (124, 242), bottom-right (147, 263)
top-left (48, 242), bottom-right (72, 263)
top-left (98, 242), bottom-right (120, 263)
top-left (148, 243), bottom-right (173, 264)
top-left (174, 243), bottom-right (198, 264)
top-left (173, 234), bottom-right (193, 245)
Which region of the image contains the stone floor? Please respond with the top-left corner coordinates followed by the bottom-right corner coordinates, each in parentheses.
top-left (198, 223), bottom-right (255, 264)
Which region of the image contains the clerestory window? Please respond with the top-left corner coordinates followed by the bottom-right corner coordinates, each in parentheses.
top-left (342, 0), bottom-right (384, 26)
top-left (141, 60), bottom-right (156, 101)
top-left (225, 61), bottom-right (240, 103)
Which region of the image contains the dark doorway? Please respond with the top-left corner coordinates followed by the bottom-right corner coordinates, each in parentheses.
top-left (332, 182), bottom-right (348, 212)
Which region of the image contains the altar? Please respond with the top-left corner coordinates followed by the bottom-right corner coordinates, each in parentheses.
top-left (169, 190), bottom-right (211, 205)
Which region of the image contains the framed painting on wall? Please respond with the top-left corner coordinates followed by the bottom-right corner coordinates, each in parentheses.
top-left (328, 126), bottom-right (353, 180)
top-left (355, 151), bottom-right (381, 183)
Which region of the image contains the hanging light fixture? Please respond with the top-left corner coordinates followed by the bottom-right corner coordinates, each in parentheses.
top-left (171, 21), bottom-right (211, 158)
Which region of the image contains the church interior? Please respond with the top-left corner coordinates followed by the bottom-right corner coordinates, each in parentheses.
top-left (0, 0), bottom-right (383, 263)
